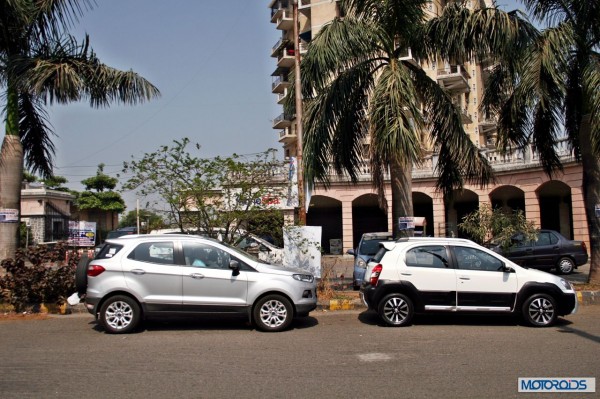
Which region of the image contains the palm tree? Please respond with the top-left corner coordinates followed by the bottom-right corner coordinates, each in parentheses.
top-left (0, 1), bottom-right (159, 259)
top-left (428, 0), bottom-right (600, 282)
top-left (295, 0), bottom-right (494, 236)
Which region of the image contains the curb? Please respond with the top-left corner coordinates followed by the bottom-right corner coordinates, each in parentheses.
top-left (576, 291), bottom-right (600, 306)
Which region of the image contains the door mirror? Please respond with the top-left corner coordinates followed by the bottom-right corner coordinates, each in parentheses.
top-left (229, 260), bottom-right (240, 276)
top-left (502, 264), bottom-right (514, 273)
top-left (346, 249), bottom-right (355, 256)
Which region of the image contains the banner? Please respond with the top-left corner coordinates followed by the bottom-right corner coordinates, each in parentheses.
top-left (68, 221), bottom-right (97, 247)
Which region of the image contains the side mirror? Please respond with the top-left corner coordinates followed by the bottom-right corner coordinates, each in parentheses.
top-left (346, 249), bottom-right (355, 256)
top-left (502, 264), bottom-right (514, 273)
top-left (229, 260), bottom-right (240, 276)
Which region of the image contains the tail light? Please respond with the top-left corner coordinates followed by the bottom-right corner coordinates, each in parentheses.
top-left (582, 241), bottom-right (587, 253)
top-left (370, 264), bottom-right (383, 285)
top-left (87, 264), bottom-right (105, 277)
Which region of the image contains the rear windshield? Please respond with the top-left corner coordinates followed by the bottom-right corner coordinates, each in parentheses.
top-left (95, 243), bottom-right (123, 259)
top-left (372, 246), bottom-right (388, 263)
top-left (360, 237), bottom-right (393, 256)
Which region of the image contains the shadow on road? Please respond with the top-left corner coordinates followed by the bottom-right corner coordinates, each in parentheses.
top-left (89, 314), bottom-right (319, 334)
top-left (357, 310), bottom-right (573, 328)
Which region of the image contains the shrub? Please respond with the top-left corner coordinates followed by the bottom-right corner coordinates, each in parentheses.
top-left (0, 242), bottom-right (79, 312)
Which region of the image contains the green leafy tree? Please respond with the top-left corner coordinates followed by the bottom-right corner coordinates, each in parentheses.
top-left (119, 209), bottom-right (165, 233)
top-left (427, 0), bottom-right (600, 282)
top-left (76, 164), bottom-right (126, 241)
top-left (122, 139), bottom-right (287, 244)
top-left (458, 203), bottom-right (538, 249)
top-left (294, 0), bottom-right (493, 237)
top-left (0, 1), bottom-right (159, 259)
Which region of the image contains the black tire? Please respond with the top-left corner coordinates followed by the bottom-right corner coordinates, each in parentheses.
top-left (522, 293), bottom-right (557, 327)
top-left (99, 295), bottom-right (141, 334)
top-left (75, 253), bottom-right (89, 296)
top-left (253, 295), bottom-right (293, 332)
top-left (378, 293), bottom-right (414, 327)
top-left (556, 257), bottom-right (575, 275)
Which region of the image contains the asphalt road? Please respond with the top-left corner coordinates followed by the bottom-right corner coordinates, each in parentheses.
top-left (1, 307), bottom-right (598, 399)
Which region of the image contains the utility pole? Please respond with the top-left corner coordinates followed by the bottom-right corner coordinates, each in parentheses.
top-left (293, 0), bottom-right (306, 225)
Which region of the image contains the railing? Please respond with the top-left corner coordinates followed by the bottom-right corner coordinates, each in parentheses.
top-left (437, 64), bottom-right (470, 80)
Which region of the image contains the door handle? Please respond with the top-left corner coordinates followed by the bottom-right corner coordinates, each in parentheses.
top-left (131, 269), bottom-right (145, 275)
top-left (400, 272), bottom-right (412, 276)
top-left (190, 273), bottom-right (205, 279)
top-left (459, 276), bottom-right (470, 280)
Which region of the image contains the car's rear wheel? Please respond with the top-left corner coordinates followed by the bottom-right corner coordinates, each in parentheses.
top-left (522, 293), bottom-right (557, 327)
top-left (75, 252), bottom-right (89, 296)
top-left (556, 257), bottom-right (575, 274)
top-left (253, 295), bottom-right (293, 332)
top-left (99, 295), bottom-right (141, 334)
top-left (378, 293), bottom-right (414, 327)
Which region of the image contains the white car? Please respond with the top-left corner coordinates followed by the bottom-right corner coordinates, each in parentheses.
top-left (360, 237), bottom-right (578, 327)
top-left (78, 234), bottom-right (317, 334)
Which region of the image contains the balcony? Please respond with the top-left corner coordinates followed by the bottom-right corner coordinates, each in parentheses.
top-left (276, 10), bottom-right (293, 31)
top-left (277, 90), bottom-right (288, 104)
top-left (437, 64), bottom-right (470, 92)
top-left (478, 117), bottom-right (497, 135)
top-left (399, 48), bottom-right (419, 68)
top-left (273, 113), bottom-right (293, 129)
top-left (272, 74), bottom-right (291, 93)
top-left (270, 1), bottom-right (290, 23)
top-left (271, 38), bottom-right (289, 57)
top-left (277, 47), bottom-right (296, 68)
top-left (278, 128), bottom-right (297, 143)
top-left (459, 107), bottom-right (472, 124)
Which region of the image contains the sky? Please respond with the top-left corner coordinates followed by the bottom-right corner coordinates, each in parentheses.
top-left (5, 0), bottom-right (524, 212)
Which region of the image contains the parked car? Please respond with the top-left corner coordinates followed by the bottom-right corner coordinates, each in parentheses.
top-left (487, 229), bottom-right (588, 274)
top-left (77, 234), bottom-right (317, 334)
top-left (235, 234), bottom-right (284, 264)
top-left (360, 237), bottom-right (577, 327)
top-left (347, 232), bottom-right (394, 290)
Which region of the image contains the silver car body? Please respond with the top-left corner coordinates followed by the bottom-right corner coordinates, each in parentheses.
top-left (85, 234), bottom-right (317, 321)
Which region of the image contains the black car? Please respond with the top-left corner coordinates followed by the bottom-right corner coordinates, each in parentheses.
top-left (488, 229), bottom-right (588, 274)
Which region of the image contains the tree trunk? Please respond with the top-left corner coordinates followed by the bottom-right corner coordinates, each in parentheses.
top-left (390, 156), bottom-right (414, 238)
top-left (579, 115), bottom-right (600, 283)
top-left (0, 85), bottom-right (23, 260)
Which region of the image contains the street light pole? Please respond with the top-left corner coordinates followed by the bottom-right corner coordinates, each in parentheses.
top-left (293, 0), bottom-right (306, 225)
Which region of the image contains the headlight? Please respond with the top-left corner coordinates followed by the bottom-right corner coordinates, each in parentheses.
top-left (293, 274), bottom-right (314, 283)
top-left (559, 278), bottom-right (573, 291)
top-left (357, 259), bottom-right (367, 268)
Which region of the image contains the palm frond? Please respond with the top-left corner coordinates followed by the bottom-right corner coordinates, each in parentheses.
top-left (583, 54), bottom-right (600, 154)
top-left (18, 92), bottom-right (55, 177)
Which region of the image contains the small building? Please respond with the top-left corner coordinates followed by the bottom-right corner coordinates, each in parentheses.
top-left (21, 183), bottom-right (75, 245)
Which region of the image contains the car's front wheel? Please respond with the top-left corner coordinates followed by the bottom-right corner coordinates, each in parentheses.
top-left (522, 293), bottom-right (557, 327)
top-left (556, 257), bottom-right (575, 274)
top-left (99, 295), bottom-right (141, 334)
top-left (378, 293), bottom-right (414, 327)
top-left (253, 295), bottom-right (293, 332)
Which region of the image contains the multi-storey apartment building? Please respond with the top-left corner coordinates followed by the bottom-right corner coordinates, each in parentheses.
top-left (268, 0), bottom-right (589, 254)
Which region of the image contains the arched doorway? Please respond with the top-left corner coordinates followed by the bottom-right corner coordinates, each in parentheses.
top-left (352, 194), bottom-right (387, 248)
top-left (447, 189), bottom-right (479, 238)
top-left (537, 181), bottom-right (573, 239)
top-left (413, 192), bottom-right (434, 236)
top-left (489, 185), bottom-right (526, 213)
top-left (306, 195), bottom-right (342, 254)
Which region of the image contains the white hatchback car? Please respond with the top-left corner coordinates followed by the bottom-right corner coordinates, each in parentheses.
top-left (77, 234), bottom-right (317, 334)
top-left (360, 237), bottom-right (578, 327)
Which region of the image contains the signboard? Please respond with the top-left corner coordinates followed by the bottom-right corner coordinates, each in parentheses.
top-left (68, 221), bottom-right (97, 246)
top-left (0, 208), bottom-right (19, 223)
top-left (398, 217), bottom-right (415, 231)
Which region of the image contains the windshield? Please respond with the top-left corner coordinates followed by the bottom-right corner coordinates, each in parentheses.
top-left (360, 237), bottom-right (392, 256)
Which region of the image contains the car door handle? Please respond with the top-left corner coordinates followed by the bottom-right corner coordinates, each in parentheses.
top-left (458, 276), bottom-right (470, 280)
top-left (400, 272), bottom-right (412, 276)
top-left (131, 269), bottom-right (146, 275)
top-left (190, 273), bottom-right (205, 279)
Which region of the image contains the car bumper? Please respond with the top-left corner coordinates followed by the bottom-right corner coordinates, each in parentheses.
top-left (574, 253), bottom-right (588, 266)
top-left (85, 296), bottom-right (101, 316)
top-left (360, 283), bottom-right (376, 309)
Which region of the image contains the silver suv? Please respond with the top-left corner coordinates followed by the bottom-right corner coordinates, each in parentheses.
top-left (360, 237), bottom-right (578, 327)
top-left (77, 234), bottom-right (317, 333)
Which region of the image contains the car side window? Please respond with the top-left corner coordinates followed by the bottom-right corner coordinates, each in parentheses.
top-left (535, 232), bottom-right (558, 246)
top-left (454, 246), bottom-right (503, 272)
top-left (128, 242), bottom-right (174, 265)
top-left (198, 245), bottom-right (231, 270)
top-left (405, 246), bottom-right (449, 268)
